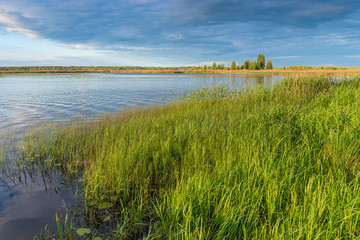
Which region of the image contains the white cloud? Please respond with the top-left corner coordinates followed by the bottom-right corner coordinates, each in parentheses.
top-left (61, 43), bottom-right (96, 50)
top-left (5, 27), bottom-right (38, 38)
top-left (0, 12), bottom-right (17, 25)
top-left (0, 11), bottom-right (39, 38)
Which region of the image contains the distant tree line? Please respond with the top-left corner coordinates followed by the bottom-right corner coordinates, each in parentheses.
top-left (0, 64), bottom-right (354, 74)
top-left (210, 54), bottom-right (273, 71)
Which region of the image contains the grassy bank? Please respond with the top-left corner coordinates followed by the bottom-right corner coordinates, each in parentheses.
top-left (1, 66), bottom-right (360, 76)
top-left (6, 76), bottom-right (360, 239)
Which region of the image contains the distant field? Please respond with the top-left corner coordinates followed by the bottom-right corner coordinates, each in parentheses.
top-left (1, 66), bottom-right (360, 75)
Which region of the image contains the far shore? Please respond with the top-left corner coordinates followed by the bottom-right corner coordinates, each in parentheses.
top-left (1, 66), bottom-right (360, 76)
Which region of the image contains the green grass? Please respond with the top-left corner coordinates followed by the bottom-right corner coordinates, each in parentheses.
top-left (6, 76), bottom-right (360, 239)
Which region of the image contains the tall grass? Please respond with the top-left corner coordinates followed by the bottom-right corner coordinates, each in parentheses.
top-left (7, 76), bottom-right (360, 239)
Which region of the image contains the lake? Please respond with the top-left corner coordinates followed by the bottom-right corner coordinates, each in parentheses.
top-left (0, 73), bottom-right (284, 239)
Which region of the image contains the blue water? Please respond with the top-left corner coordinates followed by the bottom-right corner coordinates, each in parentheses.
top-left (0, 73), bottom-right (284, 239)
top-left (0, 73), bottom-right (282, 134)
top-left (0, 178), bottom-right (15, 212)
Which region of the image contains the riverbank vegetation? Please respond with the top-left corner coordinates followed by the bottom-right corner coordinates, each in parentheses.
top-left (1, 53), bottom-right (359, 76)
top-left (1, 65), bottom-right (360, 76)
top-left (3, 76), bottom-right (360, 239)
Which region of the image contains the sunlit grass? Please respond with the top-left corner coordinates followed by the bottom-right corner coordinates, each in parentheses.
top-left (2, 66), bottom-right (360, 76)
top-left (4, 76), bottom-right (360, 239)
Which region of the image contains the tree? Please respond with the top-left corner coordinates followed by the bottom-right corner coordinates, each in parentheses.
top-left (213, 62), bottom-right (217, 70)
top-left (203, 64), bottom-right (207, 70)
top-left (249, 61), bottom-right (259, 70)
top-left (244, 60), bottom-right (250, 69)
top-left (243, 60), bottom-right (250, 69)
top-left (266, 59), bottom-right (273, 70)
top-left (257, 54), bottom-right (265, 70)
top-left (231, 61), bottom-right (236, 70)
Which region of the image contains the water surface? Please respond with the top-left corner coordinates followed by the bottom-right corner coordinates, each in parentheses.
top-left (0, 73), bottom-right (282, 134)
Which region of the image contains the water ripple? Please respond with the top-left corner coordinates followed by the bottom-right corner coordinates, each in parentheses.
top-left (0, 73), bottom-right (283, 134)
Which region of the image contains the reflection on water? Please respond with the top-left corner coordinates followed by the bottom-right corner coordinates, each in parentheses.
top-left (0, 73), bottom-right (284, 238)
top-left (0, 169), bottom-right (76, 239)
top-left (0, 178), bottom-right (15, 212)
top-left (0, 73), bottom-right (284, 134)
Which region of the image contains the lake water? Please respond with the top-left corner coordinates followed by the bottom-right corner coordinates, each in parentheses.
top-left (0, 73), bottom-right (284, 239)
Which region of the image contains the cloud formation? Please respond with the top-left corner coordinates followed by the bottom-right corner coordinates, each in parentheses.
top-left (0, 0), bottom-right (359, 66)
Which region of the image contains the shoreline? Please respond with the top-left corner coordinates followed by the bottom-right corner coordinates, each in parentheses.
top-left (1, 67), bottom-right (360, 75)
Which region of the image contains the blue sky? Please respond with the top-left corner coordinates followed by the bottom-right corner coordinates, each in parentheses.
top-left (0, 0), bottom-right (359, 67)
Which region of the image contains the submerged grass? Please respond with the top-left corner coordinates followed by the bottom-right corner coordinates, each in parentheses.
top-left (6, 76), bottom-right (360, 239)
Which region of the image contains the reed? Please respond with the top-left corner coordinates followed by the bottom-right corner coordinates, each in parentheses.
top-left (6, 76), bottom-right (360, 239)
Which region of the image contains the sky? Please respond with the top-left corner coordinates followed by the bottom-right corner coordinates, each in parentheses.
top-left (0, 0), bottom-right (360, 67)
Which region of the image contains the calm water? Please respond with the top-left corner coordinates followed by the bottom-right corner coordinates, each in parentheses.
top-left (0, 73), bottom-right (284, 239)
